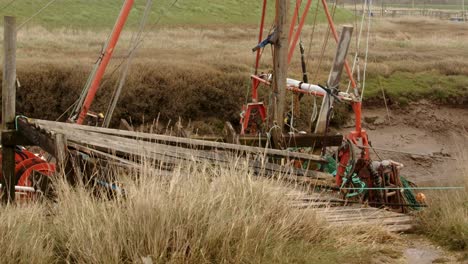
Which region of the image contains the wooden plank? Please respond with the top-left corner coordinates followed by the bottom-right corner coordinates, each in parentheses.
top-left (328, 216), bottom-right (414, 226)
top-left (31, 119), bottom-right (325, 162)
top-left (37, 123), bottom-right (330, 180)
top-left (325, 215), bottom-right (413, 223)
top-left (1, 16), bottom-right (17, 204)
top-left (385, 224), bottom-right (415, 233)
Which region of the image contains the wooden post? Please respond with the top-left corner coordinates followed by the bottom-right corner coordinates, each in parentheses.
top-left (269, 0), bottom-right (289, 149)
top-left (1, 16), bottom-right (17, 203)
top-left (55, 133), bottom-right (67, 175)
top-left (315, 26), bottom-right (353, 134)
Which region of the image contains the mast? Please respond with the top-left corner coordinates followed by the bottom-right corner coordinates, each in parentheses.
top-left (269, 0), bottom-right (289, 148)
top-left (74, 0), bottom-right (135, 125)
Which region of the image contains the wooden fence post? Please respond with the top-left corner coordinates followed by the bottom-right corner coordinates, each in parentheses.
top-left (1, 16), bottom-right (17, 203)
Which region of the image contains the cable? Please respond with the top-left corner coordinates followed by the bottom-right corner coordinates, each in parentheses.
top-left (17, 0), bottom-right (59, 30)
top-left (313, 0), bottom-right (337, 83)
top-left (0, 0), bottom-right (17, 12)
top-left (360, 0), bottom-right (373, 101)
top-left (103, 0), bottom-right (153, 127)
top-left (346, 0), bottom-right (368, 94)
top-left (305, 0), bottom-right (320, 74)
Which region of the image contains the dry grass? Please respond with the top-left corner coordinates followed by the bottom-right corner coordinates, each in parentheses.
top-left (418, 134), bottom-right (468, 256)
top-left (3, 17), bottom-right (468, 130)
top-left (0, 159), bottom-right (399, 263)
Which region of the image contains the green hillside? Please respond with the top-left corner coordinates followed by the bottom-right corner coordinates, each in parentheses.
top-left (0, 0), bottom-right (354, 29)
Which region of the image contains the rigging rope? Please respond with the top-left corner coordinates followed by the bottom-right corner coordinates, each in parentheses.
top-left (346, 0), bottom-right (368, 94)
top-left (17, 0), bottom-right (59, 30)
top-left (304, 0), bottom-right (320, 73)
top-left (0, 0), bottom-right (17, 13)
top-left (103, 0), bottom-right (153, 127)
top-left (313, 0), bottom-right (337, 83)
top-left (360, 0), bottom-right (373, 100)
top-left (66, 0), bottom-right (180, 121)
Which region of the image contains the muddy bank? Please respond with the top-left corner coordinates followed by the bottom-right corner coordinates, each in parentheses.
top-left (6, 63), bottom-right (247, 128)
top-left (344, 101), bottom-right (468, 184)
top-left (4, 63), bottom-right (468, 133)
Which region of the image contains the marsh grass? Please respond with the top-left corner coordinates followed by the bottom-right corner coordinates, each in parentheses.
top-left (6, 17), bottom-right (468, 131)
top-left (0, 159), bottom-right (399, 263)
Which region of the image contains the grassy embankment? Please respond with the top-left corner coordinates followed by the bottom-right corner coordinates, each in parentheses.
top-left (0, 0), bottom-right (353, 28)
top-left (0, 161), bottom-right (398, 263)
top-left (2, 2), bottom-right (468, 129)
top-left (7, 16), bottom-right (468, 131)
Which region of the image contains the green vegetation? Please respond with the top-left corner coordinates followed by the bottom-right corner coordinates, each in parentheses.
top-left (364, 72), bottom-right (468, 105)
top-left (0, 0), bottom-right (354, 28)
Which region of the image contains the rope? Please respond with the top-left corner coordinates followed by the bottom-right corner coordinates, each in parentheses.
top-left (14, 115), bottom-right (28, 130)
top-left (0, 0), bottom-right (17, 12)
top-left (56, 99), bottom-right (78, 121)
top-left (17, 0), bottom-right (59, 30)
top-left (103, 0), bottom-right (153, 127)
top-left (346, 0), bottom-right (368, 94)
top-left (309, 95), bottom-right (318, 132)
top-left (70, 0), bottom-right (179, 121)
top-left (304, 0), bottom-right (320, 73)
top-left (341, 187), bottom-right (464, 190)
top-left (313, 0), bottom-right (337, 83)
top-left (400, 176), bottom-right (422, 209)
top-left (360, 0), bottom-right (373, 101)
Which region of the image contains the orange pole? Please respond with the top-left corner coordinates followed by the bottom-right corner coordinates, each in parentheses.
top-left (255, 0), bottom-right (268, 75)
top-left (287, 0), bottom-right (312, 64)
top-left (288, 0), bottom-right (301, 43)
top-left (76, 0), bottom-right (134, 124)
top-left (321, 0), bottom-right (357, 89)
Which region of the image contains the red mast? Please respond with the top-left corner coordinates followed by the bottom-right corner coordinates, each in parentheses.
top-left (76, 0), bottom-right (135, 124)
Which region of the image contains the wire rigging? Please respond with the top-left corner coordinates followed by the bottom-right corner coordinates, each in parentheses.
top-left (346, 0), bottom-right (368, 94)
top-left (102, 0), bottom-right (153, 127)
top-left (17, 0), bottom-right (59, 30)
top-left (360, 0), bottom-right (373, 100)
top-left (0, 0), bottom-right (17, 13)
top-left (59, 0), bottom-right (181, 121)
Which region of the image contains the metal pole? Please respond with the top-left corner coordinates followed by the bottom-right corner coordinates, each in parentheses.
top-left (76, 0), bottom-right (134, 125)
top-left (1, 16), bottom-right (17, 203)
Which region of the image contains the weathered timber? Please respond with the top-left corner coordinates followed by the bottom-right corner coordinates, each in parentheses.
top-left (0, 130), bottom-right (32, 146)
top-left (54, 133), bottom-right (67, 174)
top-left (24, 119), bottom-right (332, 179)
top-left (1, 16), bottom-right (17, 203)
top-left (16, 118), bottom-right (57, 158)
top-left (31, 119), bottom-right (325, 162)
top-left (269, 0), bottom-right (289, 149)
top-left (315, 25), bottom-right (353, 134)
